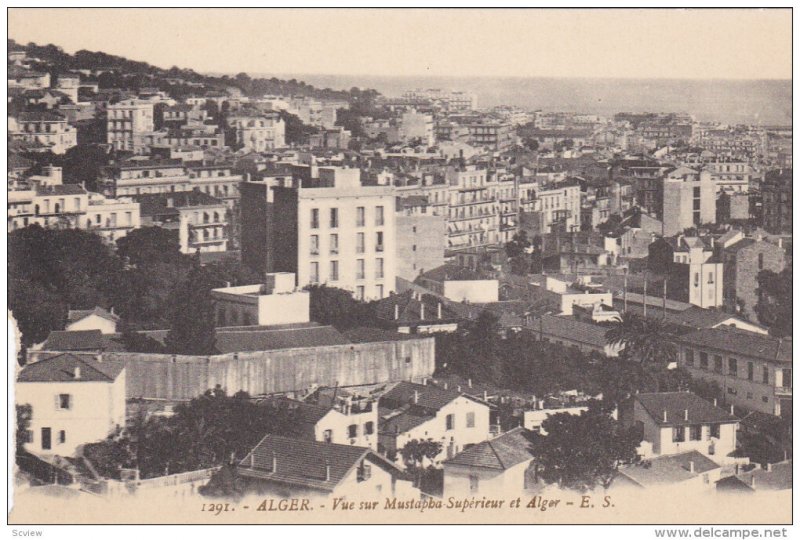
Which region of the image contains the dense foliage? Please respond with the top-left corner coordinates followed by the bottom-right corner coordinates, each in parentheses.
top-left (755, 268), bottom-right (792, 337)
top-left (83, 387), bottom-right (299, 480)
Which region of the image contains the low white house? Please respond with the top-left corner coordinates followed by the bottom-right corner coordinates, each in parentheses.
top-left (442, 427), bottom-right (536, 497)
top-left (378, 381), bottom-right (491, 466)
top-left (613, 450), bottom-right (722, 494)
top-left (16, 353), bottom-right (126, 456)
top-left (65, 307), bottom-right (120, 335)
top-left (211, 272), bottom-right (310, 327)
top-left (628, 392), bottom-right (739, 461)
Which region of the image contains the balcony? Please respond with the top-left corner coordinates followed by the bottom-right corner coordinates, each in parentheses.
top-left (775, 386), bottom-right (792, 397)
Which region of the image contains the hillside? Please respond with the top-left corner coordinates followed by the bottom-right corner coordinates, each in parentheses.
top-left (9, 39), bottom-right (379, 103)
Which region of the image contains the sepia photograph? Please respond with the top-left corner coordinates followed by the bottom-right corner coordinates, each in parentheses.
top-left (4, 5), bottom-right (794, 533)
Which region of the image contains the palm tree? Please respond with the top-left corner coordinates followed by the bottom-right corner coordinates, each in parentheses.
top-left (605, 312), bottom-right (676, 367)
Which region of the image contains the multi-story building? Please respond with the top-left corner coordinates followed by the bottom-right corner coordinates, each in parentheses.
top-left (7, 65), bottom-right (50, 90)
top-left (662, 166), bottom-right (716, 236)
top-left (137, 189), bottom-right (229, 254)
top-left (399, 110), bottom-right (435, 146)
top-left (464, 120), bottom-right (514, 151)
top-left (445, 165), bottom-right (500, 252)
top-left (9, 111), bottom-right (77, 154)
top-left (227, 112), bottom-right (286, 151)
top-left (16, 353), bottom-right (126, 457)
top-left (395, 196), bottom-right (446, 281)
top-left (54, 74), bottom-right (80, 104)
top-left (649, 236), bottom-right (724, 309)
top-left (719, 230), bottom-right (786, 321)
top-left (701, 161), bottom-right (757, 194)
top-left (761, 169), bottom-right (792, 235)
top-left (677, 327), bottom-right (792, 417)
top-left (401, 88), bottom-right (477, 111)
top-left (240, 167), bottom-right (395, 300)
top-left (83, 192), bottom-right (141, 243)
top-left (534, 179), bottom-right (582, 233)
top-left (106, 99), bottom-right (155, 153)
top-left (309, 126), bottom-right (351, 149)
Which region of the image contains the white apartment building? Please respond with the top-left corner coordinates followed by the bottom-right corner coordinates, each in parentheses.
top-left (662, 166), bottom-right (716, 236)
top-left (400, 110), bottom-right (435, 146)
top-left (211, 272), bottom-right (310, 327)
top-left (296, 168), bottom-right (396, 300)
top-left (700, 161), bottom-right (757, 194)
top-left (106, 100), bottom-right (155, 153)
top-left (10, 111), bottom-right (77, 154)
top-left (445, 166), bottom-right (501, 252)
top-left (534, 179), bottom-right (582, 233)
top-left (402, 88), bottom-right (477, 111)
top-left (227, 112), bottom-right (286, 151)
top-left (84, 192), bottom-right (141, 243)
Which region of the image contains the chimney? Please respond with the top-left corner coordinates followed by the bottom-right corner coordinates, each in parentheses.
top-left (468, 378), bottom-right (473, 388)
top-left (689, 461), bottom-right (695, 474)
top-left (713, 398), bottom-right (717, 407)
top-left (394, 303), bottom-right (399, 320)
top-left (437, 302), bottom-right (442, 320)
top-left (414, 390), bottom-right (419, 404)
top-left (766, 463), bottom-right (773, 472)
top-left (663, 410), bottom-right (668, 422)
top-left (166, 196), bottom-right (174, 208)
top-left (249, 452), bottom-right (254, 468)
top-left (444, 382), bottom-right (448, 390)
top-left (420, 303), bottom-right (425, 320)
top-left (483, 390), bottom-right (488, 401)
top-left (730, 404), bottom-right (735, 415)
top-left (73, 366), bottom-right (81, 380)
top-left (271, 451), bottom-right (277, 473)
top-left (325, 460), bottom-right (331, 482)
top-left (750, 475), bottom-right (756, 488)
top-left (684, 409), bottom-right (688, 421)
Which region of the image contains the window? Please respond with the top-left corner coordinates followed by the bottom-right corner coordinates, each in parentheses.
top-left (466, 412), bottom-right (475, 428)
top-left (763, 366), bottom-right (770, 384)
top-left (689, 425), bottom-right (702, 441)
top-left (329, 233), bottom-right (339, 254)
top-left (694, 272), bottom-right (700, 288)
top-left (310, 262), bottom-right (320, 283)
top-left (310, 234), bottom-right (319, 255)
top-left (405, 356), bottom-right (412, 364)
top-left (446, 414), bottom-right (455, 430)
top-left (357, 463), bottom-right (372, 482)
top-left (310, 208), bottom-right (319, 229)
top-left (727, 387), bottom-right (737, 395)
top-left (708, 271), bottom-right (714, 284)
top-left (365, 422), bottom-right (374, 435)
top-left (747, 362), bottom-right (754, 381)
top-left (713, 355), bottom-right (723, 374)
top-left (57, 394), bottom-right (71, 410)
top-left (375, 206), bottom-right (384, 226)
top-left (58, 430), bottom-right (66, 444)
top-left (376, 258), bottom-right (384, 279)
top-left (356, 286), bottom-right (365, 300)
top-left (672, 427), bottom-right (685, 442)
top-left (356, 259), bottom-right (365, 280)
top-left (356, 232), bottom-right (365, 254)
top-left (330, 260), bottom-right (339, 281)
top-left (762, 396), bottom-right (769, 403)
top-left (375, 231), bottom-right (384, 252)
top-left (323, 429), bottom-right (333, 443)
top-left (348, 424), bottom-right (358, 438)
top-left (469, 475), bottom-right (479, 493)
top-left (699, 352), bottom-right (708, 370)
top-left (746, 392), bottom-right (753, 400)
top-left (356, 206), bottom-right (365, 227)
top-left (685, 349), bottom-right (695, 367)
top-left (782, 369), bottom-right (792, 388)
top-left (330, 208), bottom-right (339, 228)
top-left (376, 285), bottom-right (383, 298)
top-left (729, 358), bottom-right (738, 376)
top-left (710, 424), bottom-right (720, 439)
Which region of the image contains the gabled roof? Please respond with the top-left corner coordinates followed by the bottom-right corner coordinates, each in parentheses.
top-left (716, 461), bottom-right (792, 492)
top-left (17, 353), bottom-right (124, 383)
top-left (373, 290), bottom-right (461, 325)
top-left (443, 427), bottom-right (535, 470)
top-left (42, 330), bottom-right (126, 352)
top-left (380, 381), bottom-right (463, 412)
top-left (238, 435), bottom-right (397, 492)
top-left (677, 326), bottom-right (792, 363)
top-left (17, 111), bottom-right (66, 122)
top-left (617, 450), bottom-right (719, 488)
top-left (634, 392), bottom-right (738, 427)
top-left (528, 314), bottom-right (610, 349)
top-left (417, 263), bottom-right (489, 283)
top-left (67, 306), bottom-right (120, 325)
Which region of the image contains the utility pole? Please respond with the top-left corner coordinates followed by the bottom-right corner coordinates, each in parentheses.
top-left (662, 277), bottom-right (667, 320)
top-left (623, 268), bottom-right (628, 312)
top-left (643, 271), bottom-right (648, 318)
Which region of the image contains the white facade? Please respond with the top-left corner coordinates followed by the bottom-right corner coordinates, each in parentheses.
top-left (296, 169), bottom-right (396, 300)
top-left (17, 364), bottom-right (126, 457)
top-left (10, 113), bottom-right (77, 154)
top-left (106, 100), bottom-right (155, 152)
top-left (212, 273), bottom-right (310, 327)
top-left (228, 113), bottom-right (286, 151)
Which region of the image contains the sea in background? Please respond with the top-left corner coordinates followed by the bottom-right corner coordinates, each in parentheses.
top-left (264, 74), bottom-right (792, 126)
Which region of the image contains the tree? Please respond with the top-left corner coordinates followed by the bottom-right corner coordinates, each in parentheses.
top-left (505, 231), bottom-right (532, 275)
top-left (531, 405), bottom-right (640, 492)
top-left (400, 438), bottom-right (443, 486)
top-left (755, 269), bottom-right (792, 337)
top-left (305, 284), bottom-right (376, 329)
top-left (116, 226), bottom-right (185, 267)
top-left (605, 312), bottom-right (676, 368)
top-left (16, 404), bottom-right (33, 455)
top-left (164, 263), bottom-right (218, 355)
top-left (279, 110), bottom-right (318, 145)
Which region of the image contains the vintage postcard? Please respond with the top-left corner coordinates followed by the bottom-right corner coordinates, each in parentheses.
top-left (5, 6), bottom-right (793, 529)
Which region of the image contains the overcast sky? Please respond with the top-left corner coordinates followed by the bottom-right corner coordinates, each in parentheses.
top-left (8, 8), bottom-right (792, 80)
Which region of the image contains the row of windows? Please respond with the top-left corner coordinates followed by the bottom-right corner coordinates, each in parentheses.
top-left (672, 423), bottom-right (720, 442)
top-left (445, 411), bottom-right (476, 431)
top-left (323, 422), bottom-right (375, 442)
top-left (309, 258), bottom-right (385, 282)
top-left (309, 232), bottom-right (384, 255)
top-left (685, 349), bottom-right (793, 387)
top-left (310, 206), bottom-right (385, 229)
